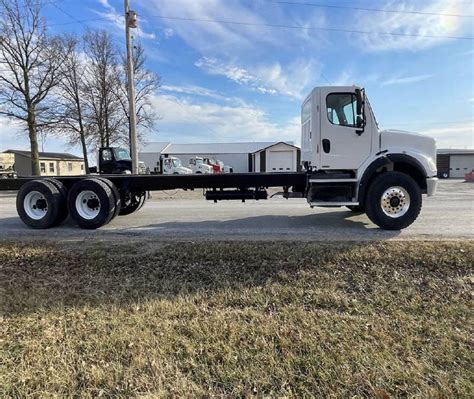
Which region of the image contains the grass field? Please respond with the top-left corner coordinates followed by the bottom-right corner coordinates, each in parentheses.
top-left (1, 240), bottom-right (473, 397)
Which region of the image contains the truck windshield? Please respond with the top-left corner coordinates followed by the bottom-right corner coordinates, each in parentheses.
top-left (195, 158), bottom-right (203, 165)
top-left (172, 159), bottom-right (182, 167)
top-left (114, 148), bottom-right (131, 161)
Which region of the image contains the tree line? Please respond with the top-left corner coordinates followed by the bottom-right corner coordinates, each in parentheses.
top-left (0, 0), bottom-right (160, 174)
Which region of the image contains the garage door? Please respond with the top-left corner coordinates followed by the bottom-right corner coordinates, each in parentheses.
top-left (268, 150), bottom-right (294, 172)
top-left (450, 155), bottom-right (474, 178)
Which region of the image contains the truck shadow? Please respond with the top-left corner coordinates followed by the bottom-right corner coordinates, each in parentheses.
top-left (114, 210), bottom-right (401, 240)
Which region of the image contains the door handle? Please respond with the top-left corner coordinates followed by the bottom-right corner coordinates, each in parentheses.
top-left (322, 139), bottom-right (330, 153)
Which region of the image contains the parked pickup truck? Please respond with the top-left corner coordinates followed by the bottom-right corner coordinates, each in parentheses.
top-left (188, 157), bottom-right (214, 174)
top-left (158, 156), bottom-right (192, 175)
top-left (0, 153), bottom-right (16, 179)
top-left (217, 160), bottom-right (233, 173)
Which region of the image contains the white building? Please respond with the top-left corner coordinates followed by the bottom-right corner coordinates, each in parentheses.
top-left (139, 142), bottom-right (301, 173)
top-left (4, 150), bottom-right (85, 177)
top-left (436, 149), bottom-right (474, 178)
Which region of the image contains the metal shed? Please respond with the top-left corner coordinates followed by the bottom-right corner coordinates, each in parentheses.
top-left (436, 149), bottom-right (474, 178)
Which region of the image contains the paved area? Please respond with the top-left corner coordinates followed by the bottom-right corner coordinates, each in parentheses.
top-left (0, 179), bottom-right (472, 241)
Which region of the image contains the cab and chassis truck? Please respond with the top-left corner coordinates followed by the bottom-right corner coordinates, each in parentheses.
top-left (0, 85), bottom-right (438, 230)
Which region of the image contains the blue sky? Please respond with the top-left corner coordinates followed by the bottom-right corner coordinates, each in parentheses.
top-left (0, 0), bottom-right (473, 155)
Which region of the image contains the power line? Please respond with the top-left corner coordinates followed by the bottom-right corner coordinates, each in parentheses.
top-left (48, 16), bottom-right (108, 27)
top-left (44, 13), bottom-right (474, 40)
top-left (262, 0), bottom-right (474, 18)
top-left (52, 3), bottom-right (89, 28)
top-left (145, 15), bottom-right (474, 41)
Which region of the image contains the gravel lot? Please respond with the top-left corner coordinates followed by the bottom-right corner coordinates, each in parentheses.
top-left (0, 179), bottom-right (472, 241)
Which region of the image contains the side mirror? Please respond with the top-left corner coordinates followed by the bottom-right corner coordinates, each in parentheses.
top-left (355, 88), bottom-right (364, 115)
top-left (355, 88), bottom-right (366, 135)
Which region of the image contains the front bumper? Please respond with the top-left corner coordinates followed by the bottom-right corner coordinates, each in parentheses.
top-left (426, 177), bottom-right (438, 196)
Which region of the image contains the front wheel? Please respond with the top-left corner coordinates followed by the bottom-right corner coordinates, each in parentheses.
top-left (365, 172), bottom-right (421, 230)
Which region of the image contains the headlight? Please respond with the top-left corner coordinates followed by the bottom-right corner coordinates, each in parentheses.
top-left (428, 158), bottom-right (437, 172)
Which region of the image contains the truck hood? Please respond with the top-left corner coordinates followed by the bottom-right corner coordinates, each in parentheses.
top-left (380, 129), bottom-right (437, 161)
top-left (177, 166), bottom-right (193, 174)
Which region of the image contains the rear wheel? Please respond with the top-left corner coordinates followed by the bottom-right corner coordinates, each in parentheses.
top-left (119, 190), bottom-right (147, 216)
top-left (68, 178), bottom-right (117, 229)
top-left (44, 178), bottom-right (69, 226)
top-left (16, 180), bottom-right (61, 229)
top-left (365, 172), bottom-right (421, 230)
top-left (94, 177), bottom-right (121, 219)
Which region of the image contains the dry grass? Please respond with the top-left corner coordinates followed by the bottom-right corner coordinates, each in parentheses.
top-left (1, 240), bottom-right (473, 397)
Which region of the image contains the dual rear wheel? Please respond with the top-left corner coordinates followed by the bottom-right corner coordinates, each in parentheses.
top-left (16, 178), bottom-right (146, 230)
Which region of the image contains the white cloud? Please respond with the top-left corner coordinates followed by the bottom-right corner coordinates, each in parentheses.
top-left (356, 0), bottom-right (472, 51)
top-left (0, 117), bottom-right (80, 155)
top-left (160, 84), bottom-right (230, 101)
top-left (381, 74), bottom-right (435, 86)
top-left (420, 122), bottom-right (473, 148)
top-left (0, 117), bottom-right (28, 151)
top-left (195, 57), bottom-right (319, 99)
top-left (95, 0), bottom-right (156, 40)
top-left (163, 28), bottom-right (174, 39)
top-left (148, 94), bottom-right (300, 143)
top-left (137, 0), bottom-right (327, 54)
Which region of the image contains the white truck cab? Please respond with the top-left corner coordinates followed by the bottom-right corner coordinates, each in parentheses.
top-left (188, 157), bottom-right (214, 174)
top-left (300, 85), bottom-right (438, 229)
top-left (161, 157), bottom-right (192, 175)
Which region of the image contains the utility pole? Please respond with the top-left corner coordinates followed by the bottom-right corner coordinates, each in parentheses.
top-left (124, 0), bottom-right (138, 174)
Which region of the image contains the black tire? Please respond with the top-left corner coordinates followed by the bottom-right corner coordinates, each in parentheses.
top-left (44, 178), bottom-right (69, 226)
top-left (67, 178), bottom-right (116, 229)
top-left (365, 172), bottom-right (421, 230)
top-left (16, 180), bottom-right (61, 229)
top-left (94, 177), bottom-right (121, 219)
top-left (118, 190), bottom-right (146, 216)
top-left (346, 205), bottom-right (365, 213)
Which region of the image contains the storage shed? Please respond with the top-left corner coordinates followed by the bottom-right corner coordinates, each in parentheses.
top-left (436, 149), bottom-right (474, 178)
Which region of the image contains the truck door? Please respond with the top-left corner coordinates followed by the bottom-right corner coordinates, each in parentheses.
top-left (163, 158), bottom-right (173, 174)
top-left (99, 148), bottom-right (114, 174)
top-left (319, 88), bottom-right (372, 170)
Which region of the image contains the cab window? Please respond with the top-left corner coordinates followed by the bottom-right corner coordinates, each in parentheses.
top-left (326, 93), bottom-right (357, 127)
top-left (101, 149), bottom-right (112, 161)
top-left (113, 148), bottom-right (131, 161)
top-left (302, 98), bottom-right (311, 123)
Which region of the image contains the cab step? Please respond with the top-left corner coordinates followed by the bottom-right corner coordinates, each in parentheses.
top-left (309, 178), bottom-right (358, 183)
top-left (309, 201), bottom-right (359, 207)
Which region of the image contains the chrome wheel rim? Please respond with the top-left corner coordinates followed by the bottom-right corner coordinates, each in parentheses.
top-left (75, 190), bottom-right (100, 220)
top-left (381, 186), bottom-right (410, 218)
top-left (24, 191), bottom-right (47, 220)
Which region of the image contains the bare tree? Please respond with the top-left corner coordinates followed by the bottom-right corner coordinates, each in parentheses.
top-left (54, 36), bottom-right (91, 173)
top-left (82, 29), bottom-right (125, 150)
top-left (0, 0), bottom-right (71, 175)
top-left (118, 42), bottom-right (161, 145)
